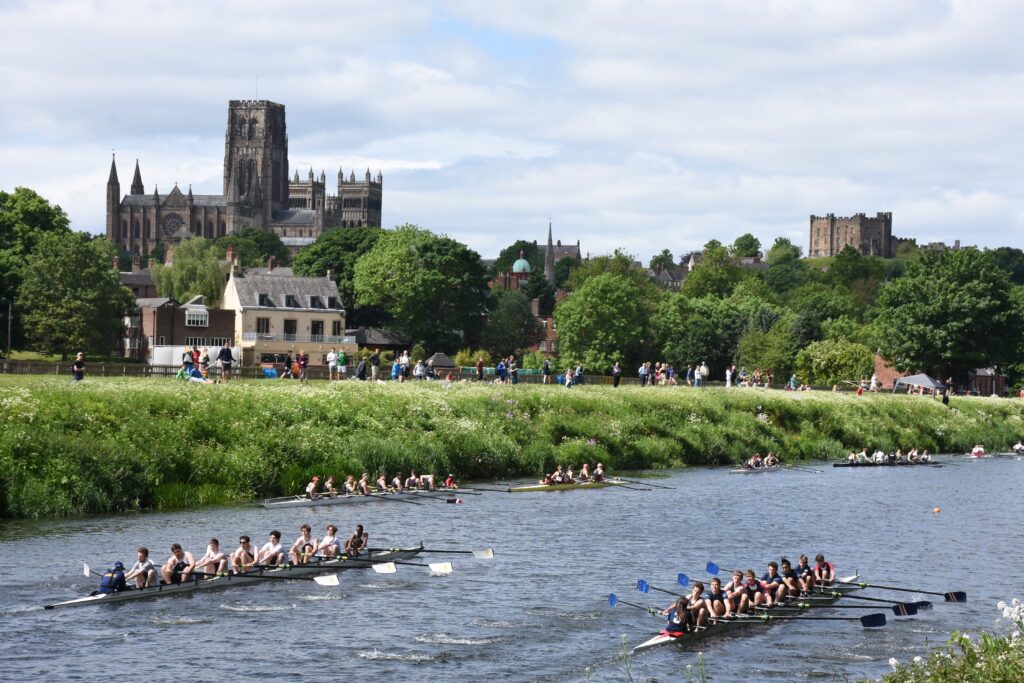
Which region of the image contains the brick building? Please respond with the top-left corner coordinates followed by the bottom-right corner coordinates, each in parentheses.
top-left (125, 295), bottom-right (236, 362)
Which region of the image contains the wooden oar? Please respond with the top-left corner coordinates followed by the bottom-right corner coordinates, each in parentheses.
top-left (814, 588), bottom-right (932, 610)
top-left (188, 569), bottom-right (340, 585)
top-left (364, 547), bottom-right (494, 559)
top-left (834, 579), bottom-right (966, 602)
top-left (759, 601), bottom-right (917, 616)
top-left (607, 593), bottom-right (663, 617)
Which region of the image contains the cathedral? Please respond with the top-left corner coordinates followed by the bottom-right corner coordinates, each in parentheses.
top-left (106, 100), bottom-right (383, 256)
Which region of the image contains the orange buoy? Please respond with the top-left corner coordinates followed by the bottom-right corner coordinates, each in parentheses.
top-left (933, 507), bottom-right (940, 513)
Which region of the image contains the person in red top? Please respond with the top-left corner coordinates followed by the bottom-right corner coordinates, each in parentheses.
top-left (813, 553), bottom-right (835, 587)
top-left (476, 357), bottom-right (484, 382)
top-left (443, 473), bottom-right (458, 488)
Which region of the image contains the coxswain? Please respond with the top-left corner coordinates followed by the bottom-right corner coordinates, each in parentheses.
top-left (593, 463), bottom-right (605, 482)
top-left (444, 473), bottom-right (458, 488)
top-left (661, 582), bottom-right (707, 633)
top-left (376, 473), bottom-right (391, 493)
top-left (257, 530), bottom-right (288, 566)
top-left (231, 536), bottom-right (257, 573)
top-left (920, 450), bottom-right (931, 463)
top-left (344, 524), bottom-right (369, 555)
top-left (290, 524), bottom-right (318, 564)
top-left (161, 543), bottom-right (196, 584)
top-left (194, 539), bottom-right (227, 575)
top-left (315, 525), bottom-right (341, 558)
top-left (779, 558), bottom-right (801, 599)
top-left (97, 561), bottom-right (127, 594)
top-left (703, 576), bottom-right (731, 620)
top-left (971, 445), bottom-right (985, 457)
top-left (722, 570), bottom-right (746, 614)
top-left (323, 476), bottom-right (337, 497)
top-left (343, 475), bottom-right (357, 495)
top-left (124, 547), bottom-right (157, 588)
top-left (306, 476), bottom-right (322, 500)
top-left (761, 561), bottom-right (787, 603)
top-left (538, 473), bottom-right (554, 485)
top-left (764, 452), bottom-right (780, 467)
top-left (578, 464), bottom-right (591, 482)
top-left (405, 470), bottom-right (421, 490)
top-left (741, 569), bottom-right (773, 610)
top-left (813, 553), bottom-right (835, 588)
top-left (391, 472), bottom-right (405, 492)
top-left (358, 473), bottom-right (373, 495)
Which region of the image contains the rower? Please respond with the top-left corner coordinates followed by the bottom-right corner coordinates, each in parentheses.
top-left (315, 525), bottom-right (341, 558)
top-left (566, 465), bottom-right (576, 483)
top-left (444, 473), bottom-right (458, 488)
top-left (907, 449), bottom-right (918, 463)
top-left (873, 449), bottom-right (885, 464)
top-left (421, 472), bottom-right (436, 490)
top-left (578, 464), bottom-right (591, 482)
top-left (323, 476), bottom-right (337, 497)
top-left (741, 569), bottom-right (772, 610)
top-left (551, 466), bottom-right (565, 484)
top-left (376, 473), bottom-right (390, 493)
top-left (761, 561), bottom-right (787, 603)
top-left (297, 543), bottom-right (314, 565)
top-left (847, 451), bottom-right (857, 462)
top-left (722, 570), bottom-right (746, 614)
top-left (702, 576), bottom-right (730, 620)
top-left (920, 450), bottom-right (931, 463)
top-left (344, 524), bottom-right (369, 555)
top-left (124, 547), bottom-right (157, 588)
top-left (257, 531), bottom-right (288, 566)
top-left (795, 555), bottom-right (814, 596)
top-left (342, 475), bottom-right (357, 495)
top-left (161, 543), bottom-right (196, 584)
top-left (194, 539), bottom-right (227, 575)
top-left (813, 553), bottom-right (835, 588)
top-left (779, 558), bottom-right (801, 599)
top-left (97, 561), bottom-right (127, 594)
top-left (661, 581), bottom-right (707, 633)
top-left (750, 453), bottom-right (763, 468)
top-left (1015, 441), bottom-right (1024, 454)
top-left (305, 476), bottom-right (322, 500)
top-left (405, 470), bottom-right (421, 490)
top-left (290, 524), bottom-right (317, 564)
top-left (764, 453), bottom-right (779, 467)
top-left (358, 473), bottom-right (373, 495)
top-left (895, 448), bottom-right (904, 462)
top-left (231, 536), bottom-right (257, 573)
top-left (538, 473), bottom-right (554, 485)
top-left (391, 472), bottom-right (405, 492)
top-left (593, 463), bottom-right (605, 482)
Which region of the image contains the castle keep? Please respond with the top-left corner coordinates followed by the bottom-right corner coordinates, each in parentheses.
top-left (106, 100), bottom-right (382, 255)
top-left (808, 212), bottom-right (895, 258)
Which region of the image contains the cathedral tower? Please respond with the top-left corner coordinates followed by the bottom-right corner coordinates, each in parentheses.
top-left (223, 100), bottom-right (289, 227)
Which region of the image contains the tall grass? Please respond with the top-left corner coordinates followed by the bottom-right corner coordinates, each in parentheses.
top-left (1, 376), bottom-right (1022, 518)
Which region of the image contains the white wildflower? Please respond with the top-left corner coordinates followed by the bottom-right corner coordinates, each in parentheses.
top-left (888, 657), bottom-right (899, 672)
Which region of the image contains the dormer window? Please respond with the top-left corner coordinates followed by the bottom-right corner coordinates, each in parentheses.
top-left (285, 294), bottom-right (300, 308)
top-left (258, 293), bottom-right (272, 307)
top-left (327, 296), bottom-right (339, 309)
top-left (308, 295), bottom-right (323, 309)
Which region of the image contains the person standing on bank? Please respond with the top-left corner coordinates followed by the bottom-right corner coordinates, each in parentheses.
top-left (542, 358), bottom-right (552, 384)
top-left (612, 361), bottom-right (622, 387)
top-left (298, 350), bottom-right (309, 384)
top-left (326, 347), bottom-right (339, 381)
top-left (71, 352), bottom-right (85, 382)
top-left (217, 342), bottom-right (236, 382)
top-left (368, 349), bottom-right (380, 381)
top-left (476, 356), bottom-right (485, 382)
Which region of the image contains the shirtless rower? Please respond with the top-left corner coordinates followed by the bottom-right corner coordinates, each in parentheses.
top-left (344, 524), bottom-right (369, 555)
top-left (661, 581), bottom-right (708, 633)
top-left (231, 536), bottom-right (257, 573)
top-left (813, 553), bottom-right (835, 588)
top-left (764, 453), bottom-right (780, 467)
top-left (290, 524), bottom-right (318, 564)
top-left (593, 463), bottom-right (605, 482)
top-left (257, 530), bottom-right (288, 566)
top-left (358, 473), bottom-right (373, 495)
top-left (315, 525), bottom-right (341, 558)
top-left (161, 543), bottom-right (196, 584)
top-left (194, 539), bottom-right (228, 575)
top-left (761, 561), bottom-right (787, 602)
top-left (578, 464), bottom-right (591, 482)
top-left (124, 547), bottom-right (157, 588)
top-left (305, 476), bottom-right (322, 500)
top-left (703, 577), bottom-right (730, 620)
top-left (421, 472), bottom-right (436, 490)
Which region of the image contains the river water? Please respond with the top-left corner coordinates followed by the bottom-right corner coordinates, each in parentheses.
top-left (1, 456), bottom-right (1021, 682)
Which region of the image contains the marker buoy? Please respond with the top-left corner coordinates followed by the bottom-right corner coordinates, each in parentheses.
top-left (933, 507), bottom-right (940, 513)
top-left (456, 499), bottom-right (463, 504)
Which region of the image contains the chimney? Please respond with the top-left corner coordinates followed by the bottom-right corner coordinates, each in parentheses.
top-left (267, 255), bottom-right (277, 271)
top-left (226, 246), bottom-right (237, 263)
top-left (147, 258), bottom-right (155, 270)
top-left (325, 269), bottom-right (333, 280)
top-left (113, 257), bottom-right (120, 271)
top-left (531, 298), bottom-right (540, 316)
top-left (131, 255), bottom-right (141, 273)
top-left (557, 239), bottom-right (561, 247)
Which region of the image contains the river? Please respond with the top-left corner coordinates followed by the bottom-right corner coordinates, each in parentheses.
top-left (1, 456), bottom-right (1021, 682)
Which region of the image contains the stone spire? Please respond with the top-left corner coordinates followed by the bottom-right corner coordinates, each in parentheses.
top-left (544, 221), bottom-right (556, 286)
top-left (107, 154), bottom-right (119, 184)
top-left (337, 166), bottom-right (345, 186)
top-left (130, 159), bottom-right (144, 195)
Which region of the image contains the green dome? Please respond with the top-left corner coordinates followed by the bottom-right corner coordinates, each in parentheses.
top-left (512, 258), bottom-right (531, 273)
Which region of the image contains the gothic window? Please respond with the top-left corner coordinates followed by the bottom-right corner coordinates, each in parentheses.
top-left (219, 221), bottom-right (226, 236)
top-left (160, 213), bottom-right (185, 239)
top-left (248, 118), bottom-right (258, 139)
top-left (121, 220), bottom-right (128, 238)
top-left (133, 221), bottom-right (141, 238)
top-left (195, 221), bottom-right (202, 236)
top-left (207, 221), bottom-right (214, 238)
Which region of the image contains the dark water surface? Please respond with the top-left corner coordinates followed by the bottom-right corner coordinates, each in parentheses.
top-left (2, 457), bottom-right (1021, 682)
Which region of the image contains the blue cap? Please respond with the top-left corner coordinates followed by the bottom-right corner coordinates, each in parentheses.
top-left (113, 561), bottom-right (124, 569)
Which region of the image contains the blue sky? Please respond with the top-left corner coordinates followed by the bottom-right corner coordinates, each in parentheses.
top-left (2, 0), bottom-right (1023, 262)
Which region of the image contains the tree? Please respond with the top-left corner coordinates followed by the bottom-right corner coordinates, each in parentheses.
top-left (649, 249), bottom-right (676, 273)
top-left (482, 290), bottom-right (543, 358)
top-left (736, 316), bottom-right (799, 380)
top-left (17, 233), bottom-right (133, 359)
top-left (152, 238), bottom-right (225, 305)
top-left (795, 339), bottom-right (874, 386)
top-left (765, 237), bottom-right (802, 266)
top-left (730, 233), bottom-right (761, 258)
top-left (354, 224), bottom-right (490, 351)
top-left (554, 256), bottom-right (581, 288)
top-left (566, 249), bottom-right (642, 290)
top-left (554, 272), bottom-right (658, 372)
top-left (215, 234), bottom-right (262, 268)
top-left (653, 294), bottom-right (745, 378)
top-left (870, 248), bottom-right (1023, 376)
top-left (784, 282), bottom-right (861, 321)
top-left (519, 269), bottom-right (556, 316)
top-left (491, 240), bottom-right (542, 277)
top-left (990, 246), bottom-right (1024, 285)
top-left (680, 243), bottom-right (744, 298)
top-left (292, 226), bottom-right (384, 323)
top-left (764, 259), bottom-right (812, 293)
top-left (237, 226), bottom-right (291, 266)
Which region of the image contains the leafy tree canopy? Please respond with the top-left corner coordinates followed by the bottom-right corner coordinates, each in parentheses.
top-left (519, 269), bottom-right (556, 316)
top-left (237, 226), bottom-right (291, 266)
top-left (152, 238), bottom-right (226, 306)
top-left (215, 235), bottom-right (262, 268)
top-left (566, 249), bottom-right (644, 290)
top-left (492, 240), bottom-right (542, 277)
top-left (765, 237), bottom-right (802, 266)
top-left (554, 256), bottom-right (581, 289)
top-left (292, 226), bottom-right (384, 321)
top-left (653, 294), bottom-right (745, 378)
top-left (730, 233), bottom-right (761, 258)
top-left (482, 289), bottom-right (543, 359)
top-left (764, 258), bottom-right (813, 293)
top-left (990, 246), bottom-right (1024, 286)
top-left (736, 315), bottom-right (799, 381)
top-left (680, 243), bottom-right (744, 298)
top-left (17, 233), bottom-right (133, 359)
top-left (354, 224), bottom-right (490, 351)
top-left (795, 338), bottom-right (874, 387)
top-left (0, 187), bottom-right (71, 257)
top-left (649, 248), bottom-right (676, 272)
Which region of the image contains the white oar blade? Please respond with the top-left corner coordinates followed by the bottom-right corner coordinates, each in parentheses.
top-left (371, 562), bottom-right (398, 574)
top-left (313, 574), bottom-right (340, 586)
top-left (472, 548), bottom-right (494, 560)
top-left (429, 562), bottom-right (453, 575)
top-left (83, 563), bottom-right (91, 577)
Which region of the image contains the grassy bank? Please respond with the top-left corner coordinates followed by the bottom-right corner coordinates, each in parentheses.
top-left (1, 376), bottom-right (1022, 518)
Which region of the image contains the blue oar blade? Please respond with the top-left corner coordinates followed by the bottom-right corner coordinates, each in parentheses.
top-left (706, 562), bottom-right (720, 575)
top-left (636, 579), bottom-right (649, 594)
top-left (608, 594), bottom-right (618, 608)
top-left (861, 613), bottom-right (887, 628)
top-left (945, 591), bottom-right (967, 603)
top-left (677, 573), bottom-right (689, 587)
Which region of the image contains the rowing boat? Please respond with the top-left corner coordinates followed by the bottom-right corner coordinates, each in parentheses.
top-left (44, 545), bottom-right (423, 609)
top-left (631, 574), bottom-right (862, 652)
top-left (261, 489), bottom-right (459, 508)
top-left (508, 479), bottom-right (628, 492)
top-left (833, 461), bottom-right (940, 468)
top-left (728, 467), bottom-right (782, 474)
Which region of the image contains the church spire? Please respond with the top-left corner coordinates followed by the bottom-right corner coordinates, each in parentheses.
top-left (130, 159), bottom-right (144, 195)
top-left (108, 154), bottom-right (119, 185)
top-left (544, 221), bottom-right (556, 286)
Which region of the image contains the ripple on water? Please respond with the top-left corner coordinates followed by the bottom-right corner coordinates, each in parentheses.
top-left (150, 616), bottom-right (213, 625)
top-left (414, 632), bottom-right (501, 645)
top-left (471, 619), bottom-right (531, 629)
top-left (524, 607), bottom-right (603, 621)
top-left (298, 593), bottom-right (349, 601)
top-left (357, 650), bottom-right (437, 662)
top-left (219, 603), bottom-right (297, 612)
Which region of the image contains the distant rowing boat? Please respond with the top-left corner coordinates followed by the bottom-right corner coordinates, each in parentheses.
top-left (44, 546), bottom-right (423, 609)
top-left (833, 461), bottom-right (940, 468)
top-left (508, 479), bottom-right (628, 492)
top-left (632, 574), bottom-right (862, 652)
top-left (728, 467), bottom-right (783, 474)
top-left (261, 489), bottom-right (459, 508)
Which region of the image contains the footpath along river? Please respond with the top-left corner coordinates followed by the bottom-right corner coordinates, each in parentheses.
top-left (1, 456), bottom-right (1022, 682)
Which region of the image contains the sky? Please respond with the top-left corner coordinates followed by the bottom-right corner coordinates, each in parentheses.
top-left (2, 0), bottom-right (1023, 263)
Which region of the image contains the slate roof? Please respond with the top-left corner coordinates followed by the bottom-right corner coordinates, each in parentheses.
top-left (120, 194), bottom-right (225, 208)
top-left (135, 297), bottom-right (173, 308)
top-left (230, 273), bottom-right (342, 311)
top-left (537, 243), bottom-right (582, 260)
top-left (427, 352), bottom-right (457, 367)
top-left (653, 269), bottom-right (686, 283)
top-left (281, 237), bottom-right (316, 248)
top-left (119, 269), bottom-right (155, 286)
top-left (244, 266), bottom-right (295, 277)
top-left (271, 209), bottom-right (317, 226)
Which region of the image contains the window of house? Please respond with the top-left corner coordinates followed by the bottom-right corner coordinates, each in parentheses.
top-left (285, 295), bottom-right (300, 308)
top-left (283, 319), bottom-right (297, 339)
top-left (331, 320), bottom-right (342, 337)
top-left (550, 340), bottom-right (557, 353)
top-left (539, 341), bottom-right (547, 352)
top-left (310, 320), bottom-right (324, 341)
top-left (256, 318), bottom-right (270, 334)
top-left (308, 295), bottom-right (323, 309)
top-left (185, 309), bottom-right (209, 327)
top-left (258, 293), bottom-right (272, 307)
top-left (158, 336), bottom-right (165, 345)
top-left (209, 337), bottom-right (231, 347)
top-left (327, 296), bottom-right (339, 309)
top-left (185, 336), bottom-right (205, 347)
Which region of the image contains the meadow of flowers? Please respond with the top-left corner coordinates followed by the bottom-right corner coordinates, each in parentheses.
top-left (1, 376), bottom-right (1023, 517)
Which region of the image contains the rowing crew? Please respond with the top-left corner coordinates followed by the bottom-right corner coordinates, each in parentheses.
top-left (742, 453), bottom-right (780, 469)
top-left (306, 471), bottom-right (457, 499)
top-left (96, 524), bottom-right (371, 594)
top-left (847, 448), bottom-right (932, 464)
top-left (538, 463), bottom-right (605, 485)
top-left (660, 554), bottom-right (837, 633)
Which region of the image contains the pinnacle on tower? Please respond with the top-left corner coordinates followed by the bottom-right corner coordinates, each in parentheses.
top-left (365, 168), bottom-right (371, 181)
top-left (350, 171), bottom-right (355, 182)
top-left (320, 169), bottom-right (326, 183)
top-left (293, 170), bottom-right (299, 183)
top-left (308, 167), bottom-right (313, 181)
top-left (130, 159), bottom-right (144, 195)
top-left (544, 221), bottom-right (556, 286)
top-left (107, 154), bottom-right (119, 184)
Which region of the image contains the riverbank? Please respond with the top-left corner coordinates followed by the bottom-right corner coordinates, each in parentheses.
top-left (1, 376), bottom-right (1022, 517)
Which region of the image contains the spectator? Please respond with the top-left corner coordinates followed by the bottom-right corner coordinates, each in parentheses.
top-left (327, 347), bottom-right (339, 381)
top-left (297, 350), bottom-right (309, 384)
top-left (611, 361), bottom-right (621, 388)
top-left (574, 363), bottom-right (584, 386)
top-left (694, 363), bottom-right (703, 388)
top-left (355, 357), bottom-right (367, 380)
top-left (71, 352), bottom-right (85, 382)
top-left (338, 350), bottom-right (348, 379)
top-left (279, 351), bottom-right (294, 379)
top-left (391, 358), bottom-right (402, 381)
top-left (216, 342), bottom-right (236, 382)
top-left (477, 356), bottom-right (485, 382)
top-left (638, 362), bottom-right (648, 387)
top-left (509, 357), bottom-right (519, 385)
top-left (542, 358), bottom-right (551, 384)
top-left (368, 349), bottom-right (381, 381)
top-left (564, 366), bottom-right (573, 389)
top-left (686, 364), bottom-right (694, 386)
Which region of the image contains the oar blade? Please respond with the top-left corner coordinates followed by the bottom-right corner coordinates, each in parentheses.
top-left (313, 574), bottom-right (340, 586)
top-left (83, 563), bottom-right (91, 577)
top-left (912, 601), bottom-right (933, 610)
top-left (892, 603), bottom-right (918, 616)
top-left (945, 591), bottom-right (967, 603)
top-left (861, 613), bottom-right (887, 628)
top-left (677, 573), bottom-right (689, 587)
top-left (472, 548), bottom-right (494, 560)
top-left (706, 562), bottom-right (720, 575)
top-left (636, 579), bottom-right (649, 594)
top-left (428, 562), bottom-right (453, 575)
top-left (371, 562), bottom-right (398, 574)
top-left (608, 593), bottom-right (619, 608)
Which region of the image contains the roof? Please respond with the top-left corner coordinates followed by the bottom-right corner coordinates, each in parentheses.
top-left (538, 243), bottom-right (582, 260)
top-left (653, 269), bottom-right (686, 283)
top-left (281, 237), bottom-right (316, 247)
top-left (894, 373), bottom-right (944, 389)
top-left (427, 352), bottom-right (456, 367)
top-left (183, 295), bottom-right (208, 308)
top-left (512, 258), bottom-right (531, 273)
top-left (135, 297), bottom-right (173, 308)
top-left (271, 209), bottom-right (317, 226)
top-left (230, 272), bottom-right (343, 311)
top-left (244, 266), bottom-right (295, 277)
top-left (120, 194), bottom-right (225, 208)
top-left (119, 270), bottom-right (155, 286)
top-left (346, 327), bottom-right (408, 347)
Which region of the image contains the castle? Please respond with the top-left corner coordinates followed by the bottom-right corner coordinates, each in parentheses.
top-left (106, 100), bottom-right (382, 256)
top-left (808, 212), bottom-right (898, 258)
